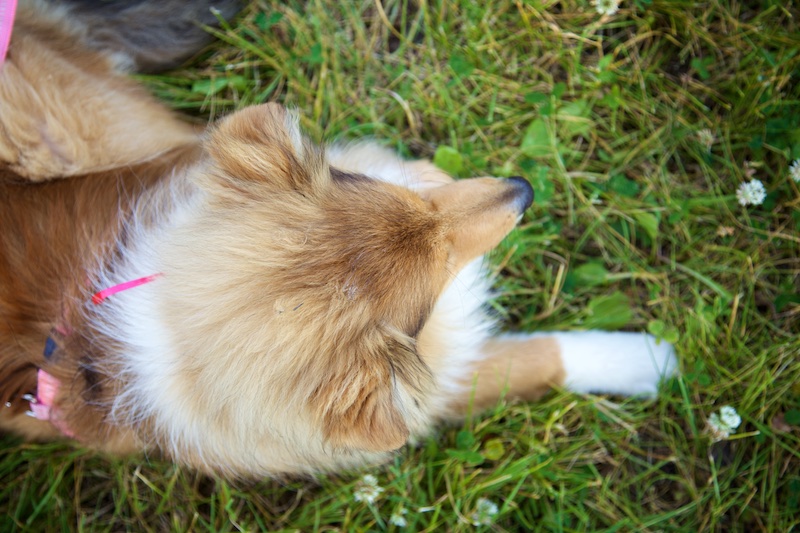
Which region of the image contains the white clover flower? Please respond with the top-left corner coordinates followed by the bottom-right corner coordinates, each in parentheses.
top-left (790, 159), bottom-right (800, 183)
top-left (736, 179), bottom-right (766, 206)
top-left (353, 474), bottom-right (384, 504)
top-left (592, 0), bottom-right (621, 16)
top-left (389, 508), bottom-right (408, 527)
top-left (708, 405), bottom-right (742, 440)
top-left (719, 406), bottom-right (742, 428)
top-left (470, 498), bottom-right (499, 526)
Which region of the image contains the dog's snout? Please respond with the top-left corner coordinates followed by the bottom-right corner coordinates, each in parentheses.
top-left (507, 176), bottom-right (534, 212)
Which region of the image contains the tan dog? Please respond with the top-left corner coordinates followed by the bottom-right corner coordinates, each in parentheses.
top-left (0, 1), bottom-right (676, 477)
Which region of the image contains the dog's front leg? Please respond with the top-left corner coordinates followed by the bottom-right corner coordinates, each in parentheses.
top-left (446, 332), bottom-right (677, 414)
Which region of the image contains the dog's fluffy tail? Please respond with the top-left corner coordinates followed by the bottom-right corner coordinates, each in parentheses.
top-left (53, 0), bottom-right (243, 72)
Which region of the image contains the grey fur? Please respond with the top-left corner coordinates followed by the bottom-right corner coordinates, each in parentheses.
top-left (55, 0), bottom-right (243, 72)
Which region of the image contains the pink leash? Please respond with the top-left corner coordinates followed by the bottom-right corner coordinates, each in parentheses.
top-left (0, 0), bottom-right (17, 65)
top-left (30, 273), bottom-right (163, 435)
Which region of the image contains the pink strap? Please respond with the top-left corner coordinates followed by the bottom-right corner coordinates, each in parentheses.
top-left (91, 273), bottom-right (163, 304)
top-left (0, 0), bottom-right (17, 65)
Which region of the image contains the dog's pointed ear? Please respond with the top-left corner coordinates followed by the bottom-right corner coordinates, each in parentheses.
top-left (323, 371), bottom-right (410, 453)
top-left (313, 337), bottom-right (431, 453)
top-left (205, 103), bottom-right (327, 194)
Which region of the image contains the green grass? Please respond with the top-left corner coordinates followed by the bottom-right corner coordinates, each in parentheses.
top-left (3, 0), bottom-right (800, 530)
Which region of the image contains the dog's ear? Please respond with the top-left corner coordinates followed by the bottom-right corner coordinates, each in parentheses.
top-left (321, 370), bottom-right (410, 453)
top-left (205, 103), bottom-right (328, 195)
top-left (313, 337), bottom-right (431, 453)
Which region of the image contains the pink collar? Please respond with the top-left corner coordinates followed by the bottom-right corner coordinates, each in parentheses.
top-left (91, 273), bottom-right (163, 304)
top-left (0, 0), bottom-right (17, 66)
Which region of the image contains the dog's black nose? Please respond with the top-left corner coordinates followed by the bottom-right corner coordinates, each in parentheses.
top-left (507, 176), bottom-right (534, 212)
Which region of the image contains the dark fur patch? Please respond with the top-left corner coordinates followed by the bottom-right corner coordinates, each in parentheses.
top-left (79, 359), bottom-right (103, 402)
top-left (54, 0), bottom-right (244, 72)
top-left (330, 167), bottom-right (370, 184)
top-left (0, 360), bottom-right (37, 413)
top-left (407, 307), bottom-right (431, 338)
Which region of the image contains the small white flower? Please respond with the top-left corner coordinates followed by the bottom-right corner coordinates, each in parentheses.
top-left (389, 508), bottom-right (408, 527)
top-left (736, 179), bottom-right (766, 206)
top-left (790, 159), bottom-right (800, 183)
top-left (592, 0), bottom-right (621, 16)
top-left (718, 405), bottom-right (742, 429)
top-left (353, 474), bottom-right (384, 504)
top-left (708, 405), bottom-right (742, 440)
top-left (470, 498), bottom-right (499, 526)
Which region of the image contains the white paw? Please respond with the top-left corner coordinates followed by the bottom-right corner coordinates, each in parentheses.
top-left (552, 331), bottom-right (677, 397)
